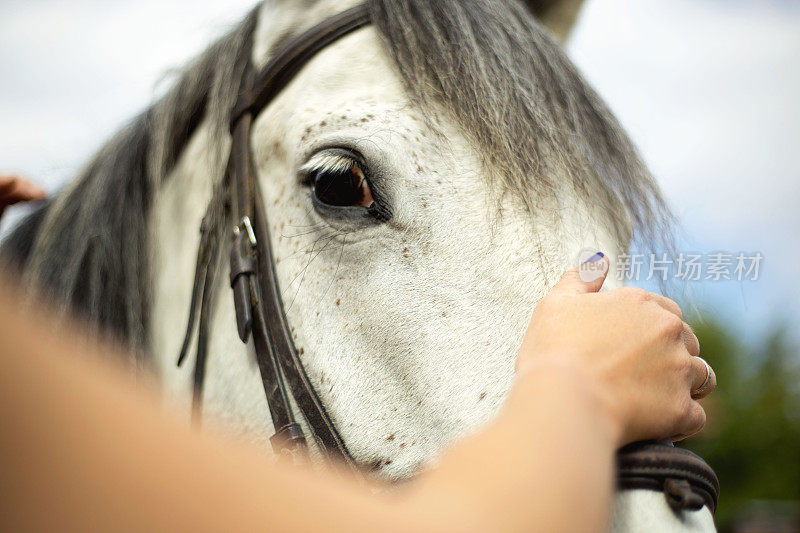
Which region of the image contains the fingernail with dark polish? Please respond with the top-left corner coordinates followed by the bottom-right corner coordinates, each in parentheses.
top-left (583, 251), bottom-right (605, 264)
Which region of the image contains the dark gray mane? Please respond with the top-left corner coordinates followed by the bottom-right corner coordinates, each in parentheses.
top-left (0, 10), bottom-right (258, 360)
top-left (0, 0), bottom-right (672, 360)
top-left (371, 0), bottom-right (672, 248)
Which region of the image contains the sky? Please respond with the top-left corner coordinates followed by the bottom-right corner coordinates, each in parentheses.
top-left (1, 0), bottom-right (798, 346)
top-left (567, 0), bottom-right (800, 343)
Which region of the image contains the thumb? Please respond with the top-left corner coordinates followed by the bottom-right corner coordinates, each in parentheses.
top-left (553, 252), bottom-right (609, 295)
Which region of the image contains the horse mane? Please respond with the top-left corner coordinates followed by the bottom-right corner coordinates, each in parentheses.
top-left (0, 10), bottom-right (258, 361)
top-left (371, 0), bottom-right (674, 251)
top-left (0, 0), bottom-right (673, 361)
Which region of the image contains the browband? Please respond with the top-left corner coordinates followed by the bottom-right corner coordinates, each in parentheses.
top-left (231, 4), bottom-right (371, 125)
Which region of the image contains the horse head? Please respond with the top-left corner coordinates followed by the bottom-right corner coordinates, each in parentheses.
top-left (2, 1), bottom-right (713, 530)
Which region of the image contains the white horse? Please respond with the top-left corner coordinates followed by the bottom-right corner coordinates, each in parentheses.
top-left (3, 0), bottom-right (715, 530)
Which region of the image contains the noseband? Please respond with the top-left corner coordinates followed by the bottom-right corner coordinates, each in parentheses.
top-left (177, 2), bottom-right (719, 513)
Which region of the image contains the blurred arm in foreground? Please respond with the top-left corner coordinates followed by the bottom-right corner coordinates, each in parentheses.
top-left (0, 260), bottom-right (713, 532)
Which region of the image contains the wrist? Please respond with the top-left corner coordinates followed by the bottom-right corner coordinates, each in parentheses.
top-left (513, 354), bottom-right (623, 447)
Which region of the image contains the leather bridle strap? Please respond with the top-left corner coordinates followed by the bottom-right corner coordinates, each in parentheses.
top-left (231, 5), bottom-right (372, 125)
top-left (617, 440), bottom-right (720, 514)
top-left (227, 4), bottom-right (371, 464)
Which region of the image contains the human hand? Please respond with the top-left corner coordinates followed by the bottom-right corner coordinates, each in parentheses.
top-left (516, 256), bottom-right (715, 447)
top-left (0, 174), bottom-right (46, 222)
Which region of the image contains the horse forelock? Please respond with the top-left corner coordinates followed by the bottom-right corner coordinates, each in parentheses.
top-left (370, 0), bottom-right (674, 255)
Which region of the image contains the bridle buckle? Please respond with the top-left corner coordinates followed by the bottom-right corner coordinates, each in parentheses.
top-left (229, 216), bottom-right (257, 343)
top-left (233, 215), bottom-right (257, 247)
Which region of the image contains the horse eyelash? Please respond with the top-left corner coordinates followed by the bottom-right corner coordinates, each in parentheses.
top-left (299, 152), bottom-right (358, 177)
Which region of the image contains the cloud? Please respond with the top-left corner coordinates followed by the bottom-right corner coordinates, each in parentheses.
top-left (0, 0), bottom-right (255, 187)
top-left (568, 0), bottom-right (800, 337)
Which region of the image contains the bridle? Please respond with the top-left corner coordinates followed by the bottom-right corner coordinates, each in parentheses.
top-left (179, 4), bottom-right (371, 467)
top-left (176, 2), bottom-right (719, 512)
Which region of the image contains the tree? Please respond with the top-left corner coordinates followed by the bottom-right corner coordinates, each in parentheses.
top-left (682, 318), bottom-right (800, 531)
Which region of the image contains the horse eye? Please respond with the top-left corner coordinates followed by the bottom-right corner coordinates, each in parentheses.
top-left (312, 162), bottom-right (374, 208)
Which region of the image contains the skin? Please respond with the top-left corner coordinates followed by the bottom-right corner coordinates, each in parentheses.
top-left (0, 255), bottom-right (715, 532)
top-left (0, 174), bottom-right (45, 220)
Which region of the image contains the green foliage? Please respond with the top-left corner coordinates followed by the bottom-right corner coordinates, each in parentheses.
top-left (681, 318), bottom-right (800, 531)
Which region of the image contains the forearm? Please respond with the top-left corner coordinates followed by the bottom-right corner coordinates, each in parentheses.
top-left (0, 280), bottom-right (617, 532)
top-left (0, 285), bottom-right (398, 531)
top-left (408, 358), bottom-right (618, 532)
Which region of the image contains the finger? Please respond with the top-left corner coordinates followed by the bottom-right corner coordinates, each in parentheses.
top-left (0, 175), bottom-right (15, 195)
top-left (672, 401), bottom-right (707, 441)
top-left (555, 253), bottom-right (609, 295)
top-left (16, 181), bottom-right (46, 201)
top-left (689, 356), bottom-right (716, 399)
top-left (1, 176), bottom-right (46, 202)
top-left (682, 322), bottom-right (700, 357)
top-left (648, 293), bottom-right (682, 319)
